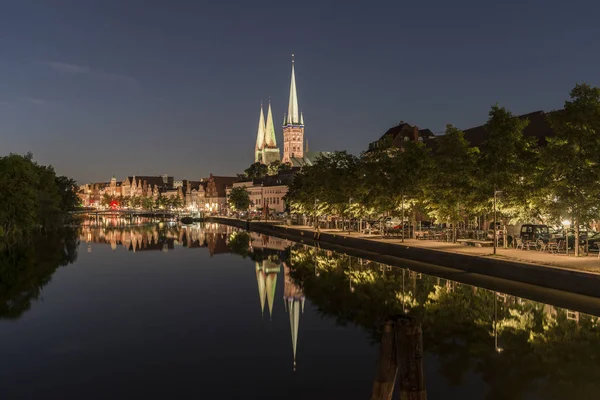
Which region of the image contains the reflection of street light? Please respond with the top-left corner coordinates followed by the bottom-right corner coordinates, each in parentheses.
top-left (562, 219), bottom-right (571, 255)
top-left (493, 190), bottom-right (502, 255)
top-left (494, 292), bottom-right (503, 353)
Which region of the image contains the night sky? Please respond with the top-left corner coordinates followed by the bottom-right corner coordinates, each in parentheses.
top-left (2, 0), bottom-right (599, 184)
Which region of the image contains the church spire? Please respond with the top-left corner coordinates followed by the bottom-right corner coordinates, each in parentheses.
top-left (286, 54), bottom-right (300, 125)
top-left (265, 100), bottom-right (277, 147)
top-left (255, 102), bottom-right (266, 162)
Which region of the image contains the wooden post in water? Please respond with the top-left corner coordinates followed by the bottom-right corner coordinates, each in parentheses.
top-left (371, 320), bottom-right (398, 400)
top-left (396, 316), bottom-right (427, 400)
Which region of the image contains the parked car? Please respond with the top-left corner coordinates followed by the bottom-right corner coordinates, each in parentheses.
top-left (519, 224), bottom-right (551, 243)
top-left (586, 231), bottom-right (600, 249)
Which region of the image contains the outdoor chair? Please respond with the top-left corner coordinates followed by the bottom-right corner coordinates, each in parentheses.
top-left (536, 239), bottom-right (547, 252)
top-left (547, 241), bottom-right (559, 254)
top-left (515, 237), bottom-right (525, 250)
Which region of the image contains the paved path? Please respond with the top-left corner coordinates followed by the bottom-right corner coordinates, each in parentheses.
top-left (288, 225), bottom-right (600, 273)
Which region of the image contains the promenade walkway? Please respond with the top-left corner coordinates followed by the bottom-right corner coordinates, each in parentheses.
top-left (288, 225), bottom-right (600, 273)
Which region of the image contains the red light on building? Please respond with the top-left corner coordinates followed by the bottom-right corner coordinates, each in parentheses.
top-left (110, 200), bottom-right (118, 210)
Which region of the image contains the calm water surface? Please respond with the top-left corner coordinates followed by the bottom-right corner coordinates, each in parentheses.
top-left (1, 222), bottom-right (599, 399)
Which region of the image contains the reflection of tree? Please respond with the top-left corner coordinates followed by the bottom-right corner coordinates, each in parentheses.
top-left (287, 244), bottom-right (600, 399)
top-left (227, 231), bottom-right (251, 258)
top-left (0, 228), bottom-right (79, 319)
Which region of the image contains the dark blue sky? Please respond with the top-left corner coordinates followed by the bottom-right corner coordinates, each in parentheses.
top-left (2, 0), bottom-right (599, 183)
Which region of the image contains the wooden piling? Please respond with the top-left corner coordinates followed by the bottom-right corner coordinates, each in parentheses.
top-left (396, 316), bottom-right (427, 400)
top-left (371, 320), bottom-right (398, 400)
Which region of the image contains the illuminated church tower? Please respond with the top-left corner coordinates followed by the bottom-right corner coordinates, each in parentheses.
top-left (282, 55), bottom-right (305, 164)
top-left (254, 103), bottom-right (265, 163)
top-left (254, 101), bottom-right (281, 164)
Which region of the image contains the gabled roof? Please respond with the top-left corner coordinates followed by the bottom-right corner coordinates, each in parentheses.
top-left (289, 151), bottom-right (329, 167)
top-left (462, 110), bottom-right (556, 147)
top-left (208, 175), bottom-right (238, 197)
top-left (124, 176), bottom-right (173, 188)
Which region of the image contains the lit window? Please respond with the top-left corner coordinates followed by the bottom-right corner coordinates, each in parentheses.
top-left (404, 137), bottom-right (410, 141)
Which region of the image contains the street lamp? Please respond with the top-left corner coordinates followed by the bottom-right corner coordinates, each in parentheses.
top-left (401, 195), bottom-right (405, 243)
top-left (562, 219), bottom-right (571, 255)
top-left (493, 190), bottom-right (502, 255)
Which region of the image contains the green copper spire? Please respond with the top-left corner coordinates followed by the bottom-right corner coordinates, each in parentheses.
top-left (265, 100), bottom-right (277, 148)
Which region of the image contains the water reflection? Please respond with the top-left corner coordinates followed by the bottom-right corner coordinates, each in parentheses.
top-left (286, 244), bottom-right (600, 400)
top-left (4, 223), bottom-right (599, 398)
top-left (0, 228), bottom-right (79, 319)
top-left (80, 222), bottom-right (235, 255)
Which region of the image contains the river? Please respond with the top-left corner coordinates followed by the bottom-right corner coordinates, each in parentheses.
top-left (1, 222), bottom-right (599, 399)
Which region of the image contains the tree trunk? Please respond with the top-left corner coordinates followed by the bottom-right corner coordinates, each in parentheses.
top-left (575, 222), bottom-right (580, 257)
top-left (453, 222), bottom-right (457, 243)
top-left (396, 317), bottom-right (427, 400)
top-left (371, 321), bottom-right (398, 400)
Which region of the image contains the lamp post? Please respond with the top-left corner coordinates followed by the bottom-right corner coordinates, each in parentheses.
top-left (493, 190), bottom-right (502, 255)
top-left (401, 195), bottom-right (405, 243)
top-left (562, 219), bottom-right (571, 255)
top-left (348, 197), bottom-right (353, 234)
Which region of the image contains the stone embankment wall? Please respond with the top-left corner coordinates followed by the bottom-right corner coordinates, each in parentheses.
top-left (208, 217), bottom-right (600, 301)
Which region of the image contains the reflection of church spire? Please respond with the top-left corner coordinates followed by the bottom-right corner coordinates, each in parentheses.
top-left (288, 297), bottom-right (300, 372)
top-left (263, 258), bottom-right (281, 321)
top-left (284, 262), bottom-right (305, 372)
top-left (256, 262), bottom-right (267, 318)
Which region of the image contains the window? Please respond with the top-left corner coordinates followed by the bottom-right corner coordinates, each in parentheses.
top-left (404, 136), bottom-right (410, 141)
top-left (418, 137), bottom-right (424, 142)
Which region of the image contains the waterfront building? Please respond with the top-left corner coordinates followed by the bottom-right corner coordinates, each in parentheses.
top-left (227, 170), bottom-right (296, 213)
top-left (462, 109), bottom-right (554, 146)
top-left (367, 121), bottom-right (436, 152)
top-left (204, 174), bottom-right (238, 214)
top-left (78, 175), bottom-right (175, 207)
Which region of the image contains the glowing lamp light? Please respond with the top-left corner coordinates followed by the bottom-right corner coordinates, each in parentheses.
top-left (562, 220), bottom-right (571, 227)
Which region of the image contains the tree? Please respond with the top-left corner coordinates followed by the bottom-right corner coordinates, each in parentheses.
top-left (155, 194), bottom-right (167, 210)
top-left (245, 162), bottom-right (268, 180)
top-left (541, 83), bottom-right (600, 255)
top-left (170, 196), bottom-right (184, 210)
top-left (0, 154), bottom-right (39, 238)
top-left (278, 162), bottom-right (292, 173)
top-left (267, 160), bottom-right (292, 176)
top-left (426, 125), bottom-right (480, 241)
top-left (267, 160), bottom-right (282, 176)
top-left (477, 105), bottom-right (536, 226)
top-left (228, 186), bottom-right (251, 212)
top-left (101, 193), bottom-right (114, 207)
top-left (141, 196), bottom-right (154, 211)
top-left (55, 175), bottom-right (79, 212)
top-left (0, 153), bottom-right (78, 239)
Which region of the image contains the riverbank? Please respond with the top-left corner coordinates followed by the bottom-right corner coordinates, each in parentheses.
top-left (207, 217), bottom-right (600, 300)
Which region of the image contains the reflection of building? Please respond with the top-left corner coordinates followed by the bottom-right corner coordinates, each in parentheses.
top-left (80, 223), bottom-right (233, 254)
top-left (250, 232), bottom-right (290, 251)
top-left (284, 262), bottom-right (305, 371)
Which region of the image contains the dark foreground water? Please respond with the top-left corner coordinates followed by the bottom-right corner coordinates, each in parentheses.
top-left (1, 222), bottom-right (599, 399)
